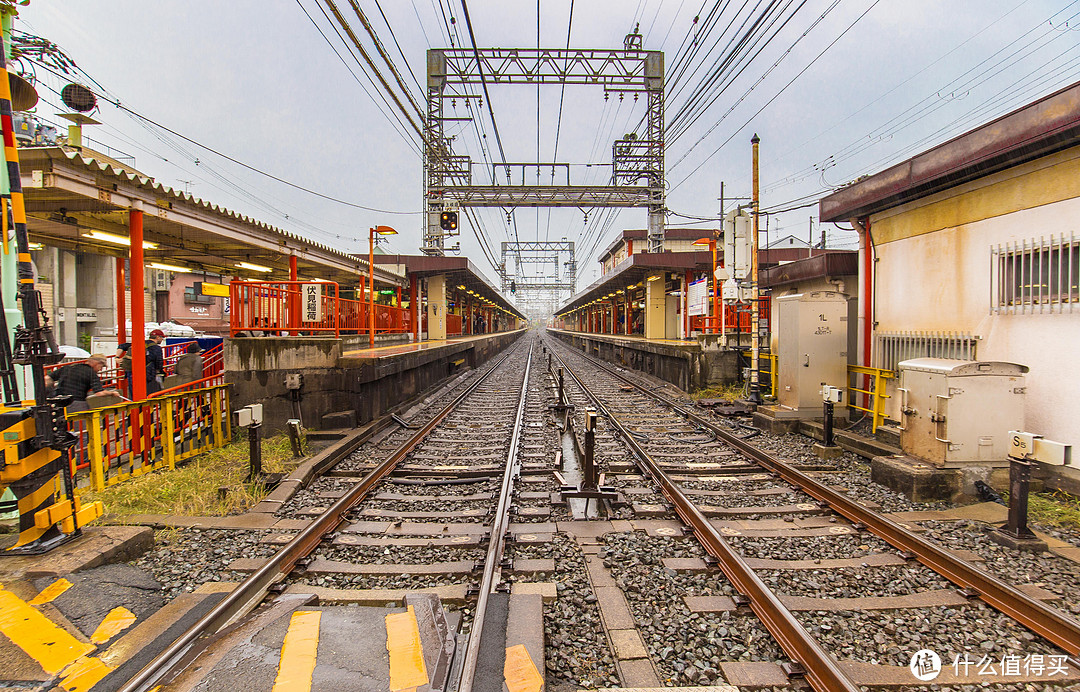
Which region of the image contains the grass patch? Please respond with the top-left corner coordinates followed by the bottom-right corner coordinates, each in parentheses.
top-left (1028, 490), bottom-right (1080, 532)
top-left (84, 432), bottom-right (303, 519)
top-left (691, 382), bottom-right (745, 401)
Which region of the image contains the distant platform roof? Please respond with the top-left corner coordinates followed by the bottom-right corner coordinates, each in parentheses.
top-left (760, 250), bottom-right (857, 289)
top-left (373, 254), bottom-right (526, 320)
top-left (19, 147), bottom-right (404, 286)
top-left (820, 79), bottom-right (1080, 223)
top-left (556, 247), bottom-right (841, 317)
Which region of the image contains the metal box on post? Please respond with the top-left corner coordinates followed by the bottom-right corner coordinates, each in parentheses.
top-left (776, 291), bottom-right (849, 415)
top-left (898, 358), bottom-right (1027, 465)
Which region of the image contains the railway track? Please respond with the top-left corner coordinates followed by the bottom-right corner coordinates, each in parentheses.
top-left (118, 335), bottom-right (545, 692)
top-left (543, 334), bottom-right (1080, 690)
top-left (107, 329), bottom-right (1080, 692)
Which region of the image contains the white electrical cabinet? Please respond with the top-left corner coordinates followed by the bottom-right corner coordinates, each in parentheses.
top-left (776, 291), bottom-right (849, 414)
top-left (898, 358), bottom-right (1027, 465)
top-left (723, 208), bottom-right (752, 280)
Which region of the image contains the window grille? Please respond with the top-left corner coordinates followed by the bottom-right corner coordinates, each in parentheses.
top-left (875, 331), bottom-right (979, 373)
top-left (991, 233), bottom-right (1079, 313)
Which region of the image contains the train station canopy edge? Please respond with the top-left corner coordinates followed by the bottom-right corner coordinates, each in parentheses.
top-left (374, 254), bottom-right (526, 320)
top-left (555, 250), bottom-right (714, 316)
top-left (19, 147), bottom-right (404, 287)
top-left (820, 79), bottom-right (1080, 223)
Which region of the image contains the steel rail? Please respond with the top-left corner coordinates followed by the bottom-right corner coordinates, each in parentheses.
top-left (546, 344), bottom-right (861, 692)
top-left (562, 341), bottom-right (1080, 657)
top-left (116, 344), bottom-right (524, 692)
top-left (457, 344), bottom-right (533, 692)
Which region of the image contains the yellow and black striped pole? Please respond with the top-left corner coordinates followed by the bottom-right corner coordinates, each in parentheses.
top-left (0, 39), bottom-right (97, 553)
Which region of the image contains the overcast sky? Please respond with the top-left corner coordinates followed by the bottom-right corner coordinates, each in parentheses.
top-left (17, 0), bottom-right (1080, 304)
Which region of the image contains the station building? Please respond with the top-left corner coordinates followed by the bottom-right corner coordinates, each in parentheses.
top-left (820, 79), bottom-right (1080, 450)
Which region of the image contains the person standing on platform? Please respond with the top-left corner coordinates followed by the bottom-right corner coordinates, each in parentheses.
top-left (174, 342), bottom-right (204, 386)
top-left (146, 329), bottom-right (167, 394)
top-left (50, 354), bottom-right (117, 412)
top-left (116, 343), bottom-right (133, 396)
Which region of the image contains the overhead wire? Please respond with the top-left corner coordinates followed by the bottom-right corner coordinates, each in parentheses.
top-left (670, 0), bottom-right (882, 191)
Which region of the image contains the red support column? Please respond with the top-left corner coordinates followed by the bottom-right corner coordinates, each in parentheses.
top-left (130, 208), bottom-right (147, 401)
top-left (289, 255), bottom-right (299, 335)
top-left (684, 270), bottom-right (691, 338)
top-left (116, 258), bottom-right (127, 396)
top-left (409, 274), bottom-right (419, 342)
top-left (116, 258), bottom-right (126, 344)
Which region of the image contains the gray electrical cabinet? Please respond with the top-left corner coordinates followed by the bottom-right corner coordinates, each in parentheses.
top-left (776, 291), bottom-right (849, 415)
top-left (898, 358), bottom-right (1027, 465)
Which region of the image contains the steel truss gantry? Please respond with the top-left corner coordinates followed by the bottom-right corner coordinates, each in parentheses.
top-left (423, 44), bottom-right (665, 257)
top-left (500, 240), bottom-right (576, 300)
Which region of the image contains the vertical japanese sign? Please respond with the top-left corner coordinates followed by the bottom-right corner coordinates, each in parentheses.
top-left (304, 283), bottom-right (323, 322)
top-left (687, 278), bottom-right (707, 316)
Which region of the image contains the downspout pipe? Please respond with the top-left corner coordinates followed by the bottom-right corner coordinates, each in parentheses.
top-left (853, 216), bottom-right (873, 369)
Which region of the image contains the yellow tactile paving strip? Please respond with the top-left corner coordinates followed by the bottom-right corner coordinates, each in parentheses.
top-left (385, 605), bottom-right (428, 692)
top-left (272, 610), bottom-right (322, 692)
top-left (504, 644), bottom-right (544, 692)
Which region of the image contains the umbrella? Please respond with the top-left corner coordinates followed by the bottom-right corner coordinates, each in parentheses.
top-left (58, 344), bottom-right (90, 360)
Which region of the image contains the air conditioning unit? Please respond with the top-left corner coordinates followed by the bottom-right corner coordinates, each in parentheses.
top-left (898, 358), bottom-right (1027, 466)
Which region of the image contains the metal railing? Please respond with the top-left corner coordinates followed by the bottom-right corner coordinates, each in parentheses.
top-left (760, 352), bottom-right (778, 398)
top-left (66, 384), bottom-right (231, 491)
top-left (229, 280), bottom-right (411, 337)
top-left (846, 365), bottom-right (895, 433)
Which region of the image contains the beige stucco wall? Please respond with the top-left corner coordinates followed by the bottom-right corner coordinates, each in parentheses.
top-left (869, 149), bottom-right (1080, 446)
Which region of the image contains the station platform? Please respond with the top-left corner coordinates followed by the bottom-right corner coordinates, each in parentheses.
top-left (546, 328), bottom-right (736, 392)
top-left (226, 330), bottom-right (526, 432)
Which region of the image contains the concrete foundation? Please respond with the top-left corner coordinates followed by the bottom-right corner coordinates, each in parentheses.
top-left (226, 331), bottom-right (524, 434)
top-left (547, 328), bottom-right (737, 391)
top-left (871, 455), bottom-right (958, 502)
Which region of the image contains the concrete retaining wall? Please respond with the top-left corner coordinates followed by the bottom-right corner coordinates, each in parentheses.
top-left (226, 331), bottom-right (525, 433)
top-left (547, 329), bottom-right (738, 392)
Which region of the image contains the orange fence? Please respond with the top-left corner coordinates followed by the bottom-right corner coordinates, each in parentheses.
top-left (230, 280), bottom-right (411, 337)
top-left (447, 314), bottom-right (463, 336)
top-left (67, 384), bottom-right (230, 490)
top-left (690, 299), bottom-right (771, 334)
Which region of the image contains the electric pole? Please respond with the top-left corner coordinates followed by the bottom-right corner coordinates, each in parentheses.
top-left (748, 134), bottom-right (763, 404)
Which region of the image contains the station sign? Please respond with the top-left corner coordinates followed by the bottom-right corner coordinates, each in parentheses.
top-left (194, 282), bottom-right (230, 298)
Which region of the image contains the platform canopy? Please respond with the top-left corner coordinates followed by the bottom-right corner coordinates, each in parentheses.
top-left (18, 147), bottom-right (404, 287)
top-left (374, 254), bottom-right (526, 321)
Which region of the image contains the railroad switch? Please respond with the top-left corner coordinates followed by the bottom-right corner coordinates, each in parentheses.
top-left (557, 407), bottom-right (622, 508)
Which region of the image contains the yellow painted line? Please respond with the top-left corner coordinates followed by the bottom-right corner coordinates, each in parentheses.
top-left (271, 610), bottom-right (321, 692)
top-left (385, 605), bottom-right (428, 691)
top-left (0, 585), bottom-right (95, 675)
top-left (90, 606), bottom-right (137, 644)
top-left (59, 655), bottom-right (112, 692)
top-left (28, 577), bottom-right (73, 605)
top-left (504, 644), bottom-right (544, 692)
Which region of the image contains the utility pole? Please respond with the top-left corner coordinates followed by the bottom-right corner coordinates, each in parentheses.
top-left (748, 134), bottom-right (763, 404)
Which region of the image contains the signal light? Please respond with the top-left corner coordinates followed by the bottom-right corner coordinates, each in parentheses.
top-left (440, 211), bottom-right (458, 231)
top-left (510, 280), bottom-right (516, 294)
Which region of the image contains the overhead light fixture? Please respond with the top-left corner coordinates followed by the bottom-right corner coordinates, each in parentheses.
top-left (647, 274), bottom-right (663, 282)
top-left (149, 262), bottom-right (192, 273)
top-left (458, 285), bottom-right (467, 290)
top-left (235, 261), bottom-right (273, 273)
top-left (28, 242), bottom-right (44, 251)
top-left (82, 230), bottom-right (158, 249)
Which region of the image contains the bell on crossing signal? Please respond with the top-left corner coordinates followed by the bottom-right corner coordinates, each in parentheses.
top-left (440, 211), bottom-right (458, 231)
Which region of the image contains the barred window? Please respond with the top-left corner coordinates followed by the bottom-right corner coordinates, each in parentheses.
top-left (875, 331), bottom-right (979, 373)
top-left (991, 234), bottom-right (1079, 312)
